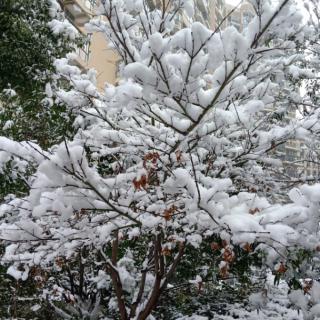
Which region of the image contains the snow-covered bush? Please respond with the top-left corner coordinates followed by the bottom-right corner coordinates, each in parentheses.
top-left (1, 0), bottom-right (320, 319)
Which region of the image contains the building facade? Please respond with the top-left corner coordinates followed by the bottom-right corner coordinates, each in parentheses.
top-left (225, 1), bottom-right (254, 31)
top-left (224, 1), bottom-right (320, 180)
top-left (208, 0), bottom-right (227, 29)
top-left (59, 0), bottom-right (118, 89)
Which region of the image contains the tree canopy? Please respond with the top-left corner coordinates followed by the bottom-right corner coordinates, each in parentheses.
top-left (0, 0), bottom-right (80, 147)
top-left (0, 1), bottom-right (81, 317)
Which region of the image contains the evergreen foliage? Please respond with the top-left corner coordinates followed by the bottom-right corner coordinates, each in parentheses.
top-left (0, 0), bottom-right (80, 147)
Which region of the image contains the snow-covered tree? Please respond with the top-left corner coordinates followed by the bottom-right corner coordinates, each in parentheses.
top-left (0, 0), bottom-right (85, 205)
top-left (0, 0), bottom-right (83, 318)
top-left (0, 0), bottom-right (82, 148)
top-left (1, 0), bottom-right (320, 319)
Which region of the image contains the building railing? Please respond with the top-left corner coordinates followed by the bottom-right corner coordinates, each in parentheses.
top-left (60, 0), bottom-right (98, 14)
top-left (76, 35), bottom-right (91, 62)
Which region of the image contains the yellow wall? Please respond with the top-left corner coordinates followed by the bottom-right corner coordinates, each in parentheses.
top-left (62, 0), bottom-right (119, 89)
top-left (87, 32), bottom-right (119, 89)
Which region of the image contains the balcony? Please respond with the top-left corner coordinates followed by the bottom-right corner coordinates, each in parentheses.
top-left (60, 0), bottom-right (97, 26)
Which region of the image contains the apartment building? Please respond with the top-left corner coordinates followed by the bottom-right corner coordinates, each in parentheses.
top-left (223, 2), bottom-right (318, 180)
top-left (59, 0), bottom-right (118, 89)
top-left (302, 145), bottom-right (320, 178)
top-left (277, 137), bottom-right (320, 180)
top-left (188, 0), bottom-right (228, 29)
top-left (192, 0), bottom-right (213, 27)
top-left (146, 0), bottom-right (226, 29)
top-left (208, 0), bottom-right (227, 29)
top-left (225, 1), bottom-right (254, 31)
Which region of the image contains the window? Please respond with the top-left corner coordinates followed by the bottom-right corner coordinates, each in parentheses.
top-left (286, 149), bottom-right (297, 162)
top-left (228, 14), bottom-right (241, 31)
top-left (242, 11), bottom-right (254, 29)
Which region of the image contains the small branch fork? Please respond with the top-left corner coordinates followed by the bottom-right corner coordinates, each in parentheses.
top-left (100, 233), bottom-right (186, 320)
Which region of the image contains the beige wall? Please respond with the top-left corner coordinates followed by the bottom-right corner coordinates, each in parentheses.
top-left (208, 0), bottom-right (227, 29)
top-left (87, 32), bottom-right (118, 89)
top-left (61, 0), bottom-right (119, 89)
